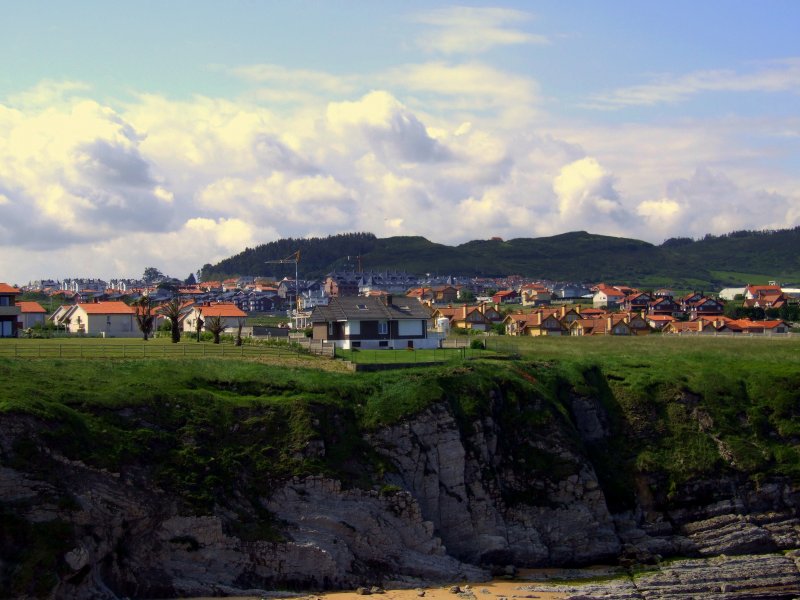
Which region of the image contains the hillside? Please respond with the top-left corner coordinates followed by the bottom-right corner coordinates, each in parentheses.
top-left (1, 339), bottom-right (800, 596)
top-left (199, 227), bottom-right (800, 288)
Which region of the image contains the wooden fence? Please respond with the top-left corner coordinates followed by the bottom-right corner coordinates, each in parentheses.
top-left (0, 342), bottom-right (308, 360)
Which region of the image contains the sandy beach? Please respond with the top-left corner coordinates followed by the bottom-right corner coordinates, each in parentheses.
top-left (315, 578), bottom-right (566, 600)
top-left (185, 575), bottom-right (568, 600)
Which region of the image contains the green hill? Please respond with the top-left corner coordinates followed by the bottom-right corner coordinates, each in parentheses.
top-left (199, 227), bottom-right (800, 289)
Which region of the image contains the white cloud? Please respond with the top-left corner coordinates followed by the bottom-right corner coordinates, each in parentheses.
top-left (413, 6), bottom-right (548, 55)
top-left (1, 70), bottom-right (799, 283)
top-left (326, 90), bottom-right (452, 163)
top-left (553, 158), bottom-right (629, 225)
top-left (384, 61), bottom-right (541, 125)
top-left (229, 64), bottom-right (356, 94)
top-left (587, 57), bottom-right (800, 109)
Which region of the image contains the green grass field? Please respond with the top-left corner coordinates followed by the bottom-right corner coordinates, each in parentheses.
top-left (335, 347), bottom-right (489, 363)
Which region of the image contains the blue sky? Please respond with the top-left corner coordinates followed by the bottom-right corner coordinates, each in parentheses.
top-left (1, 1), bottom-right (799, 282)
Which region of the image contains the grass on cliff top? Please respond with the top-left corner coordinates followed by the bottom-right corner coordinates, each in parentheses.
top-left (495, 335), bottom-right (800, 498)
top-left (0, 358), bottom-right (470, 510)
top-left (2, 335), bottom-right (799, 512)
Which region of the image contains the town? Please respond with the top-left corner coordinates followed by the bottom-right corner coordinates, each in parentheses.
top-left (1, 268), bottom-right (797, 347)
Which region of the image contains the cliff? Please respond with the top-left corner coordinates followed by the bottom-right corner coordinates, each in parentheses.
top-left (1, 357), bottom-right (798, 598)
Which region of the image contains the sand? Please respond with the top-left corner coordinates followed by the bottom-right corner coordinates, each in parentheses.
top-left (315, 579), bottom-right (566, 600)
top-left (185, 576), bottom-right (566, 600)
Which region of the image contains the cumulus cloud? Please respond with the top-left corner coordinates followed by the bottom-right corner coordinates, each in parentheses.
top-left (327, 91), bottom-right (452, 163)
top-left (413, 6), bottom-right (548, 55)
top-left (1, 70), bottom-right (798, 283)
top-left (553, 158), bottom-right (631, 232)
top-left (0, 94), bottom-right (178, 250)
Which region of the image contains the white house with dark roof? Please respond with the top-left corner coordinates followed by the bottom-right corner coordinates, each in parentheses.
top-left (310, 295), bottom-right (437, 349)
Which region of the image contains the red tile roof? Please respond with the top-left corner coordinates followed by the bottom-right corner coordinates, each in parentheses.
top-left (78, 301), bottom-right (136, 314)
top-left (198, 303), bottom-right (247, 318)
top-left (0, 283), bottom-right (21, 294)
top-left (17, 301), bottom-right (47, 313)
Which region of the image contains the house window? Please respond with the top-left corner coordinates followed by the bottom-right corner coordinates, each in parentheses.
top-left (0, 297), bottom-right (9, 307)
top-left (328, 322), bottom-right (335, 336)
top-left (357, 304), bottom-right (368, 310)
top-left (378, 321), bottom-right (388, 335)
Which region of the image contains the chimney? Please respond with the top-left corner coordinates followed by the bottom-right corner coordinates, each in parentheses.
top-left (463, 305), bottom-right (467, 319)
top-left (382, 294), bottom-right (393, 306)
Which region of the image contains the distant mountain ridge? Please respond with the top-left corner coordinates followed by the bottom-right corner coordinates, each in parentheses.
top-left (200, 227), bottom-right (800, 289)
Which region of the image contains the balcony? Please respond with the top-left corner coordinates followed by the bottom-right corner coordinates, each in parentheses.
top-left (0, 306), bottom-right (21, 317)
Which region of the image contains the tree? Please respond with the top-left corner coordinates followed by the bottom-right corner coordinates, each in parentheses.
top-left (162, 297), bottom-right (184, 343)
top-left (142, 267), bottom-right (164, 284)
top-left (195, 315), bottom-right (204, 342)
top-left (205, 315), bottom-right (225, 344)
top-left (235, 317), bottom-right (246, 346)
top-left (185, 272), bottom-right (197, 285)
top-left (157, 279), bottom-right (180, 294)
top-left (134, 296), bottom-right (155, 341)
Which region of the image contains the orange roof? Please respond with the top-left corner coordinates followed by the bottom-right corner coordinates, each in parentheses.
top-left (0, 283), bottom-right (21, 294)
top-left (198, 303), bottom-right (247, 318)
top-left (747, 285), bottom-right (781, 293)
top-left (17, 301), bottom-right (47, 313)
top-left (77, 301), bottom-right (135, 315)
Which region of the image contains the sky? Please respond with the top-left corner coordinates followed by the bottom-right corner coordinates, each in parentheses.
top-left (1, 1), bottom-right (799, 283)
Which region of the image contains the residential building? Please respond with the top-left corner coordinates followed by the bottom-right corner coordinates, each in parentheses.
top-left (492, 289), bottom-right (519, 304)
top-left (18, 301), bottom-right (47, 329)
top-left (183, 303), bottom-right (248, 333)
top-left (520, 283), bottom-right (553, 306)
top-left (432, 305), bottom-right (491, 331)
top-left (310, 295), bottom-right (437, 349)
top-left (593, 285), bottom-right (627, 309)
top-left (63, 302), bottom-right (137, 337)
top-left (0, 283), bottom-right (22, 337)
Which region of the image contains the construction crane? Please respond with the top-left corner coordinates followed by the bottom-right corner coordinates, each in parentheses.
top-left (266, 251), bottom-right (301, 329)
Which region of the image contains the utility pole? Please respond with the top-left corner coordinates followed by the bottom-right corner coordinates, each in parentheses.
top-left (266, 251), bottom-right (301, 329)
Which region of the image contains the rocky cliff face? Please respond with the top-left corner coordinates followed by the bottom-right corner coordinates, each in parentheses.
top-left (1, 378), bottom-right (798, 598)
